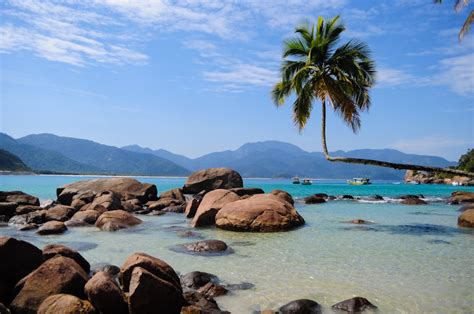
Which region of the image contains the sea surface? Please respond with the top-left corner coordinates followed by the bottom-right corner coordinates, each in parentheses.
top-left (1, 175), bottom-right (473, 313)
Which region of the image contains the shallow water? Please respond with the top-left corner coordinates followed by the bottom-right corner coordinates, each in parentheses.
top-left (1, 175), bottom-right (473, 313)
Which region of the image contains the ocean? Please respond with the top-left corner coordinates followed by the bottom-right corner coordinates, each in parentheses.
top-left (1, 175), bottom-right (473, 313)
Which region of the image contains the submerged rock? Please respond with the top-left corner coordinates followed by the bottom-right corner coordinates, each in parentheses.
top-left (181, 240), bottom-right (229, 254)
top-left (95, 210), bottom-right (142, 231)
top-left (458, 208), bottom-right (474, 228)
top-left (345, 219), bottom-right (373, 225)
top-left (304, 194), bottom-right (326, 204)
top-left (331, 297), bottom-right (377, 312)
top-left (181, 271), bottom-right (219, 290)
top-left (216, 194), bottom-right (305, 232)
top-left (37, 221), bottom-right (67, 235)
top-left (197, 282), bottom-right (228, 299)
top-left (401, 198), bottom-right (427, 205)
top-left (279, 299), bottom-right (322, 314)
top-left (37, 294), bottom-right (96, 314)
top-left (183, 167), bottom-right (243, 194)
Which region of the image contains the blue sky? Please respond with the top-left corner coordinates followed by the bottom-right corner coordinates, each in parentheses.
top-left (0, 0), bottom-right (473, 161)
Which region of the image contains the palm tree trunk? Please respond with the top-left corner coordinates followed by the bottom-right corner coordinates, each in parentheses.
top-left (320, 100), bottom-right (474, 178)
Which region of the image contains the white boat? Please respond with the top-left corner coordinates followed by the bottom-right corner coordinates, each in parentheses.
top-left (292, 176), bottom-right (300, 184)
top-left (301, 178), bottom-right (312, 185)
top-left (347, 178), bottom-right (371, 185)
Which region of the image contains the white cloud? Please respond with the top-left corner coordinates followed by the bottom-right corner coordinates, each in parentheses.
top-left (376, 67), bottom-right (415, 87)
top-left (203, 64), bottom-right (278, 87)
top-left (438, 53), bottom-right (474, 95)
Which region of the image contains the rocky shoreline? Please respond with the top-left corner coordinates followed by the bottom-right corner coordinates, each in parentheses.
top-left (1, 167), bottom-right (473, 313)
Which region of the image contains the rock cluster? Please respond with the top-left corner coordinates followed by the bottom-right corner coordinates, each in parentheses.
top-left (405, 170), bottom-right (474, 185)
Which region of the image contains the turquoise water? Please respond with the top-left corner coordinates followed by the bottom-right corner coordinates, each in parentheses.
top-left (1, 175), bottom-right (473, 313)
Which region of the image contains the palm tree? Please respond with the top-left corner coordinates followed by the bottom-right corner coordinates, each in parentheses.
top-left (434, 0), bottom-right (473, 41)
top-left (272, 16), bottom-right (474, 177)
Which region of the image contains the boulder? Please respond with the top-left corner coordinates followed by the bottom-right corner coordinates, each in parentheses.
top-left (279, 299), bottom-right (322, 314)
top-left (181, 271), bottom-right (219, 291)
top-left (182, 291), bottom-right (223, 313)
top-left (128, 267), bottom-right (185, 314)
top-left (0, 202), bottom-right (17, 217)
top-left (89, 191), bottom-right (122, 211)
top-left (191, 189), bottom-right (240, 227)
top-left (183, 168), bottom-right (243, 194)
top-left (84, 272), bottom-right (128, 314)
top-left (57, 178), bottom-right (157, 205)
top-left (122, 199), bottom-right (143, 212)
top-left (90, 264), bottom-right (120, 278)
top-left (26, 210), bottom-right (47, 224)
top-left (95, 210), bottom-right (142, 231)
top-left (458, 208), bottom-right (474, 228)
top-left (341, 195), bottom-right (354, 200)
top-left (331, 297), bottom-right (377, 312)
top-left (43, 244), bottom-right (90, 273)
top-left (37, 294), bottom-right (96, 314)
top-left (160, 188), bottom-right (185, 203)
top-left (80, 203), bottom-right (107, 214)
top-left (37, 221), bottom-right (67, 235)
top-left (15, 205), bottom-right (42, 215)
top-left (401, 198), bottom-right (427, 205)
top-left (162, 205), bottom-right (185, 213)
top-left (119, 252), bottom-right (181, 293)
top-left (0, 191), bottom-right (39, 206)
top-left (147, 198), bottom-right (184, 211)
top-left (182, 240), bottom-right (228, 254)
top-left (449, 191), bottom-right (474, 204)
top-left (270, 190), bottom-right (294, 205)
top-left (10, 256), bottom-right (89, 314)
top-left (45, 205), bottom-right (76, 222)
top-left (185, 196), bottom-right (202, 218)
top-left (216, 194), bottom-right (305, 232)
top-left (304, 194), bottom-right (326, 204)
top-left (66, 210), bottom-right (100, 226)
top-left (18, 223), bottom-right (38, 231)
top-left (230, 187), bottom-right (265, 197)
top-left (371, 195), bottom-right (384, 201)
top-left (197, 282), bottom-right (228, 299)
top-left (458, 203), bottom-right (474, 212)
top-left (0, 237), bottom-right (43, 302)
top-left (70, 199), bottom-right (87, 211)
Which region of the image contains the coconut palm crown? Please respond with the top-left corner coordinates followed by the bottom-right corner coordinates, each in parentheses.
top-left (272, 15), bottom-right (375, 156)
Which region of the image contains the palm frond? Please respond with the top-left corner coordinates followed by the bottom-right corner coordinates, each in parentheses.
top-left (459, 10), bottom-right (474, 41)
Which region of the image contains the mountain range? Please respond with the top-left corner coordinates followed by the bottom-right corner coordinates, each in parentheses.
top-left (0, 133), bottom-right (457, 179)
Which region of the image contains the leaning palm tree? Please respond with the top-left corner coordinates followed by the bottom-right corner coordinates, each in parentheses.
top-left (272, 15), bottom-right (473, 177)
top-left (434, 0), bottom-right (473, 41)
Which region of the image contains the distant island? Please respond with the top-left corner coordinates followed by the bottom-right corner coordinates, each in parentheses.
top-left (0, 132), bottom-right (457, 180)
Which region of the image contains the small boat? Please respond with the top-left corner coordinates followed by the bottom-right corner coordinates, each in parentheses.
top-left (347, 178), bottom-right (371, 185)
top-left (301, 178), bottom-right (312, 185)
top-left (452, 181), bottom-right (463, 186)
top-left (292, 176), bottom-right (300, 184)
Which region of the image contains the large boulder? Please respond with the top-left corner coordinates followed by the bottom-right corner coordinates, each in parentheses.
top-left (119, 253), bottom-right (181, 294)
top-left (0, 237), bottom-right (43, 303)
top-left (45, 205), bottom-right (76, 222)
top-left (37, 221), bottom-right (67, 235)
top-left (57, 178), bottom-right (157, 205)
top-left (128, 267), bottom-right (185, 314)
top-left (331, 297), bottom-right (377, 312)
top-left (10, 256), bottom-right (89, 314)
top-left (84, 272), bottom-right (128, 314)
top-left (270, 190), bottom-right (294, 206)
top-left (279, 299), bottom-right (322, 314)
top-left (95, 210), bottom-right (142, 231)
top-left (87, 191), bottom-right (122, 211)
top-left (458, 208), bottom-right (474, 228)
top-left (159, 188), bottom-right (185, 203)
top-left (0, 202), bottom-right (17, 217)
top-left (183, 168), bottom-right (243, 194)
top-left (191, 189), bottom-right (240, 227)
top-left (449, 191), bottom-right (474, 204)
top-left (216, 194), bottom-right (305, 232)
top-left (66, 210), bottom-right (100, 226)
top-left (43, 244), bottom-right (90, 273)
top-left (0, 191), bottom-right (39, 206)
top-left (37, 294), bottom-right (96, 314)
top-left (15, 205), bottom-right (42, 216)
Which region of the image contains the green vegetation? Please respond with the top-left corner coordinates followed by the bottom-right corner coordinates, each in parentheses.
top-left (0, 149), bottom-right (31, 172)
top-left (457, 149), bottom-right (474, 172)
top-left (272, 15), bottom-right (474, 178)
